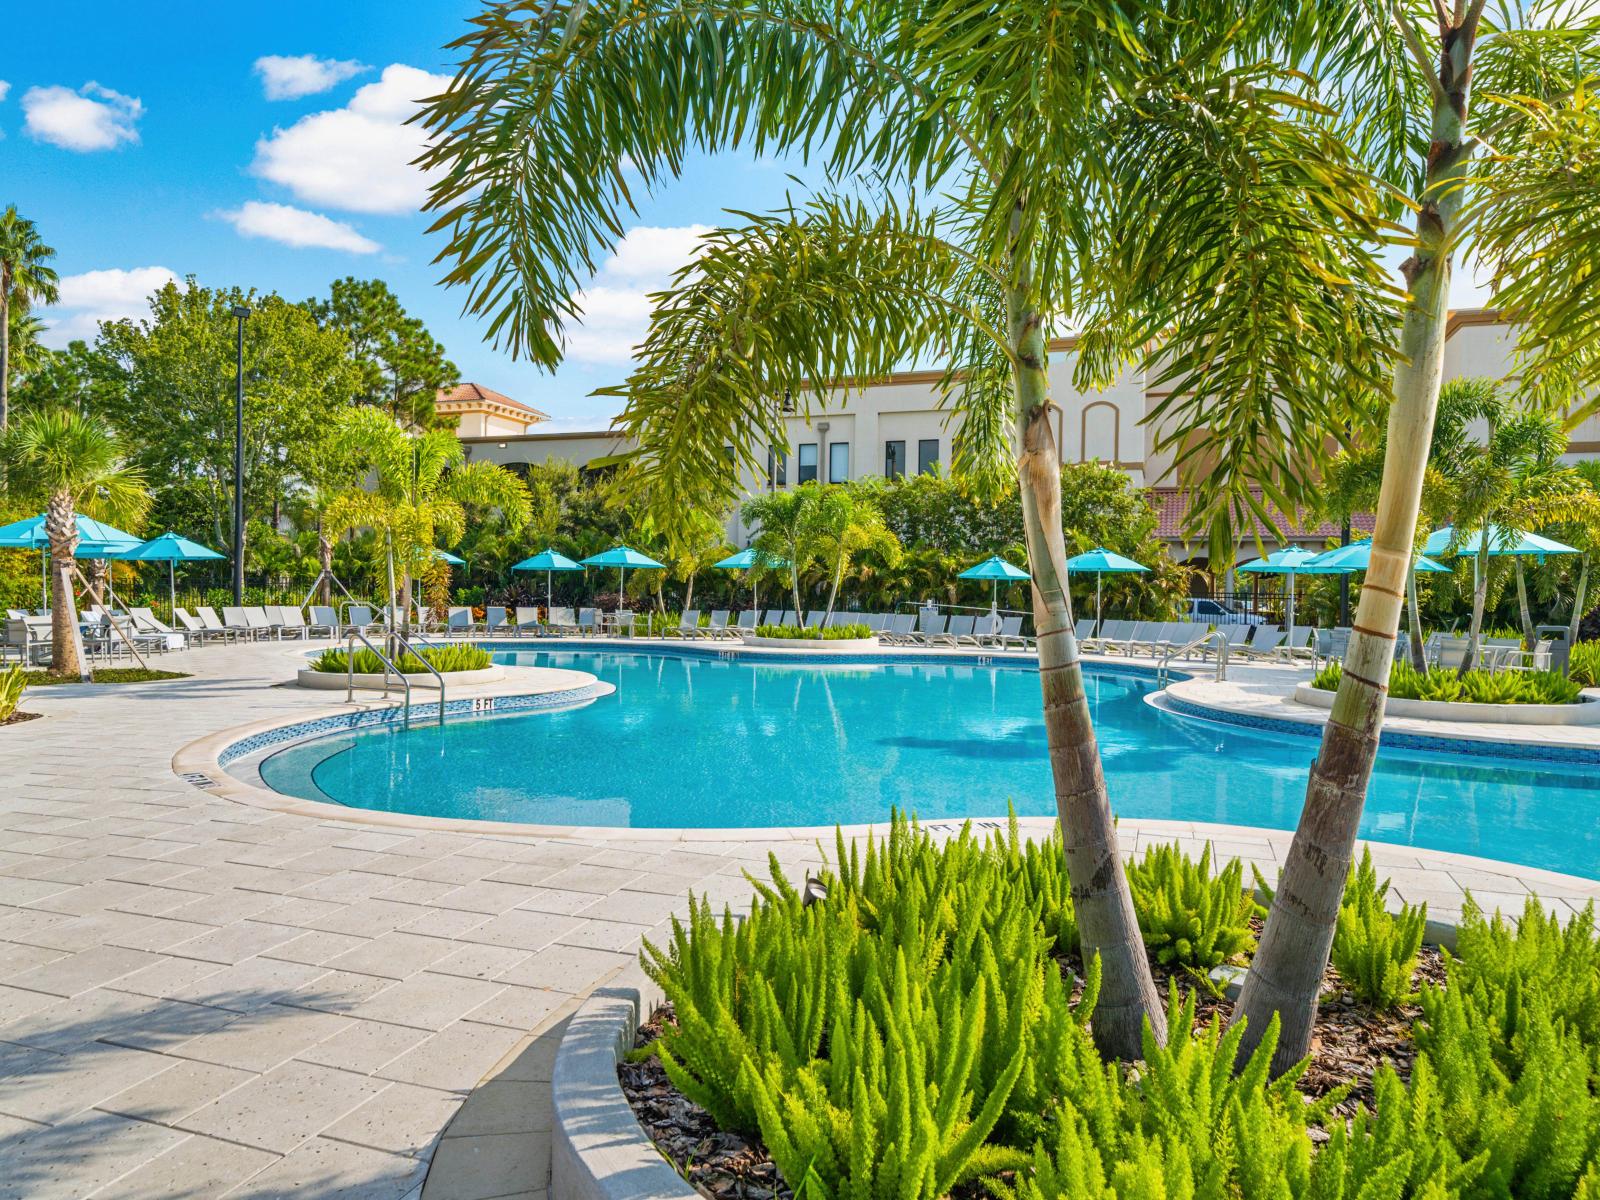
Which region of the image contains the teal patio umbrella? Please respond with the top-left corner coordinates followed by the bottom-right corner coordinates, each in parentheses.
top-left (957, 555), bottom-right (1031, 618)
top-left (715, 547), bottom-right (791, 615)
top-left (433, 548), bottom-right (466, 566)
top-left (108, 531), bottom-right (226, 615)
top-left (1307, 538), bottom-right (1451, 575)
top-left (580, 545), bottom-right (665, 599)
top-left (1422, 524), bottom-right (1579, 611)
top-left (1065, 547), bottom-right (1149, 627)
top-left (512, 548), bottom-right (583, 610)
top-left (1235, 547), bottom-right (1349, 642)
top-left (0, 513), bottom-right (143, 606)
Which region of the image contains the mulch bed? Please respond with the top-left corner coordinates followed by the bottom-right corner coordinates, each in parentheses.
top-left (0, 711), bottom-right (42, 728)
top-left (620, 940), bottom-right (1448, 1200)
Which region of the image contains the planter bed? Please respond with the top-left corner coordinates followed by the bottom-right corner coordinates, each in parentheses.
top-left (295, 665), bottom-right (504, 690)
top-left (1294, 681), bottom-right (1600, 725)
top-left (736, 633), bottom-right (880, 651)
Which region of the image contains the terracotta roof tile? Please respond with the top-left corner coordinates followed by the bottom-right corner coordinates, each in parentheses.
top-left (436, 383), bottom-right (550, 420)
top-left (1147, 487), bottom-right (1375, 545)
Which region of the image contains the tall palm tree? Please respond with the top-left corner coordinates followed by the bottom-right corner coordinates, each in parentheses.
top-left (811, 489), bottom-right (902, 620)
top-left (1565, 461), bottom-right (1600, 643)
top-left (420, 0), bottom-right (1600, 1064)
top-left (0, 208), bottom-right (61, 432)
top-left (323, 407), bottom-right (531, 635)
top-left (0, 409), bottom-right (148, 678)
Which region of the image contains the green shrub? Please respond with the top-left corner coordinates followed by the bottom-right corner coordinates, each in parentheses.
top-left (1311, 659), bottom-right (1585, 705)
top-left (1569, 641), bottom-right (1600, 688)
top-left (310, 643), bottom-right (492, 674)
top-left (0, 665), bottom-right (24, 721)
top-left (1125, 843), bottom-right (1259, 970)
top-left (753, 622), bottom-right (873, 640)
top-left (1331, 848), bottom-right (1427, 1009)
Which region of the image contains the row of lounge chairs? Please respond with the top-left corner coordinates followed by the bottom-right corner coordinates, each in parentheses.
top-left (1081, 620), bottom-right (1312, 662)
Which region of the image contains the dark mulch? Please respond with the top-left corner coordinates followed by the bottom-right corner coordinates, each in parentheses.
top-left (621, 940), bottom-right (1447, 1200)
top-left (0, 711), bottom-right (42, 728)
top-left (23, 668), bottom-right (190, 685)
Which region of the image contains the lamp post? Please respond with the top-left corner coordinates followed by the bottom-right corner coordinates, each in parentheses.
top-left (231, 305), bottom-right (250, 604)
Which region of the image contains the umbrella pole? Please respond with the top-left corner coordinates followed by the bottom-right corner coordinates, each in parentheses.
top-left (170, 561), bottom-right (176, 622)
top-left (1287, 571), bottom-right (1296, 643)
top-left (547, 569), bottom-right (552, 614)
top-left (1096, 573), bottom-right (1103, 629)
top-left (42, 549), bottom-right (49, 609)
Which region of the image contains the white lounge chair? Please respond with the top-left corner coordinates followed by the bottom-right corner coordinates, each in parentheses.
top-left (274, 606), bottom-right (311, 640)
top-left (515, 606), bottom-right (545, 635)
top-left (664, 609), bottom-right (700, 638)
top-left (307, 606), bottom-right (340, 638)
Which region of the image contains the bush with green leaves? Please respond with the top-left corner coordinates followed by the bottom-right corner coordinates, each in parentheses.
top-left (1331, 848), bottom-right (1427, 1009)
top-left (1569, 641), bottom-right (1600, 688)
top-left (310, 643), bottom-right (492, 675)
top-left (0, 665), bottom-right (25, 721)
top-left (1125, 843), bottom-right (1260, 969)
top-left (1313, 659), bottom-right (1585, 705)
top-left (752, 622), bottom-right (873, 640)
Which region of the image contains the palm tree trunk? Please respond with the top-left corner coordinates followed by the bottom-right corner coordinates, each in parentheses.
top-left (1008, 264), bottom-right (1162, 1060)
top-left (1514, 558), bottom-right (1536, 649)
top-left (1, 279), bottom-right (11, 433)
top-left (825, 559), bottom-right (843, 620)
top-left (1463, 543), bottom-right (1490, 674)
top-left (45, 490), bottom-right (89, 679)
top-left (683, 573), bottom-right (695, 613)
top-left (1570, 554), bottom-right (1590, 644)
top-left (318, 528), bottom-right (333, 607)
top-left (1233, 13), bottom-right (1480, 1076)
top-left (1406, 566), bottom-right (1427, 670)
top-left (400, 570), bottom-right (414, 638)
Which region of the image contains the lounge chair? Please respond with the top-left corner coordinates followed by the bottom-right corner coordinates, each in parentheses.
top-left (664, 609), bottom-right (700, 638)
top-left (198, 606), bottom-right (245, 640)
top-left (1073, 618), bottom-right (1098, 641)
top-left (910, 611), bottom-right (947, 646)
top-left (344, 605), bottom-right (377, 635)
top-left (803, 610), bottom-right (826, 629)
top-left (173, 607), bottom-right (231, 644)
top-left (548, 606), bottom-right (578, 634)
top-left (446, 607), bottom-right (478, 634)
top-left (735, 610), bottom-right (758, 633)
top-left (771, 610), bottom-right (795, 628)
top-left (1154, 622), bottom-right (1209, 658)
top-left (219, 606), bottom-right (264, 641)
top-left (932, 614), bottom-right (979, 646)
top-left (484, 606), bottom-right (512, 635)
top-left (1499, 639), bottom-right (1554, 672)
top-left (1274, 626), bottom-right (1314, 662)
top-left (273, 606), bottom-right (312, 640)
top-left (306, 606), bottom-right (340, 638)
top-left (609, 609), bottom-right (635, 637)
top-left (992, 615), bottom-right (1031, 650)
top-left (577, 608), bottom-right (599, 635)
top-left (515, 606), bottom-right (544, 636)
top-left (129, 607), bottom-right (191, 650)
top-left (1481, 637), bottom-right (1523, 672)
top-left (243, 607), bottom-right (282, 639)
top-left (1083, 619), bottom-right (1131, 653)
top-left (704, 610), bottom-right (737, 639)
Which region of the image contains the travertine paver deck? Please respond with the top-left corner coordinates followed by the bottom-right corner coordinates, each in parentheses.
top-left (1, 638), bottom-right (1596, 1200)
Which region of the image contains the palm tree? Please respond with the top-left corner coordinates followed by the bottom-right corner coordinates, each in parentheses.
top-left (663, 507), bottom-right (732, 614)
top-left (0, 208), bottom-right (61, 432)
top-left (420, 0), bottom-right (1600, 1063)
top-left (1428, 379), bottom-right (1599, 667)
top-left (0, 409), bottom-right (148, 678)
top-left (741, 488), bottom-right (827, 620)
top-left (1564, 461), bottom-right (1600, 644)
top-left (323, 407), bottom-right (531, 635)
top-left (811, 489), bottom-right (902, 620)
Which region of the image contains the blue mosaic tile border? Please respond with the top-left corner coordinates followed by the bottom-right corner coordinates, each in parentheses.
top-left (468, 638), bottom-right (1185, 682)
top-left (1161, 693), bottom-right (1600, 766)
top-left (218, 682), bottom-right (611, 767)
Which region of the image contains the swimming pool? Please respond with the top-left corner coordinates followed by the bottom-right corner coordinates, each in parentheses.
top-left (255, 647), bottom-right (1600, 879)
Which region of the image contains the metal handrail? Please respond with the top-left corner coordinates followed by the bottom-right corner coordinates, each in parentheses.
top-left (1157, 628), bottom-right (1229, 683)
top-left (392, 630), bottom-right (446, 726)
top-left (345, 629), bottom-right (413, 728)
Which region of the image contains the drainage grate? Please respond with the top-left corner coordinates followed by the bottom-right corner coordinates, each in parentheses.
top-left (179, 771), bottom-right (220, 790)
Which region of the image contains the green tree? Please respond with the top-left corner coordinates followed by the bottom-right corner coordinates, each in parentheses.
top-left (741, 487), bottom-right (831, 618)
top-left (98, 279), bottom-right (364, 561)
top-left (663, 507), bottom-right (732, 614)
top-left (323, 407), bottom-right (531, 632)
top-left (310, 277), bottom-right (459, 430)
top-left (810, 488), bottom-right (901, 620)
top-left (1564, 461), bottom-right (1600, 643)
top-left (11, 340), bottom-right (121, 420)
top-left (0, 206), bottom-right (61, 431)
top-left (0, 409), bottom-right (148, 677)
top-left (1429, 378), bottom-right (1600, 666)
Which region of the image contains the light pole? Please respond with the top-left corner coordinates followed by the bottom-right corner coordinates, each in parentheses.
top-left (231, 305), bottom-right (250, 605)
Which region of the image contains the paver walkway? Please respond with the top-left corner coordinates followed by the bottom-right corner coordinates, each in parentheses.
top-left (1, 639), bottom-right (1595, 1199)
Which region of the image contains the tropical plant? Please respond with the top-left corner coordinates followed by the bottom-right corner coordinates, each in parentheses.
top-left (310, 643), bottom-right (491, 674)
top-left (323, 407), bottom-right (531, 633)
top-left (0, 664), bottom-right (25, 721)
top-left (1562, 461), bottom-right (1600, 644)
top-left (754, 623), bottom-right (872, 640)
top-left (1331, 849), bottom-right (1426, 1009)
top-left (0, 206), bottom-right (60, 431)
top-left (741, 487), bottom-right (829, 619)
top-left (0, 409), bottom-right (150, 677)
top-left (1570, 642), bottom-right (1600, 689)
top-left (1125, 844), bottom-right (1259, 971)
top-left (809, 488), bottom-right (902, 620)
top-left (1311, 659), bottom-right (1584, 705)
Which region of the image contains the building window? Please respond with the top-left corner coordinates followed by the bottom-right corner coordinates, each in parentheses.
top-left (885, 440), bottom-right (906, 479)
top-left (797, 442), bottom-right (819, 484)
top-left (829, 442), bottom-right (850, 483)
top-left (918, 438), bottom-right (940, 475)
top-left (767, 446), bottom-right (787, 488)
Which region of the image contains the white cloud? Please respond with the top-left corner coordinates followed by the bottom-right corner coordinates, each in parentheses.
top-left (254, 54), bottom-right (368, 101)
top-left (215, 200), bottom-right (380, 253)
top-left (563, 225), bottom-right (713, 365)
top-left (0, 81), bottom-right (10, 103)
top-left (41, 265), bottom-right (177, 345)
top-left (22, 82), bottom-right (142, 151)
top-left (251, 63), bottom-right (451, 214)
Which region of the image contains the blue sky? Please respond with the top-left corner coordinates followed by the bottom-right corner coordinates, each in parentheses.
top-left (3, 0), bottom-right (800, 429)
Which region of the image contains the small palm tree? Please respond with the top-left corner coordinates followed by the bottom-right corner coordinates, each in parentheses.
top-left (1564, 461), bottom-right (1600, 643)
top-left (0, 409), bottom-right (149, 677)
top-left (742, 487), bottom-right (832, 618)
top-left (323, 407), bottom-right (531, 634)
top-left (811, 489), bottom-right (902, 620)
top-left (0, 208), bottom-right (61, 432)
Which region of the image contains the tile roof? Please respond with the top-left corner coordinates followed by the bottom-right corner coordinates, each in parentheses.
top-left (1147, 487), bottom-right (1375, 545)
top-left (436, 383), bottom-right (550, 420)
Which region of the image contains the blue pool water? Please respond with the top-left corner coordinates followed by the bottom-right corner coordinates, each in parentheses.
top-left (258, 648), bottom-right (1600, 879)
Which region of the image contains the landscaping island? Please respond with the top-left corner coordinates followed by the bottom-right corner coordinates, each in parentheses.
top-left (1299, 659), bottom-right (1600, 725)
top-left (296, 643), bottom-right (503, 690)
top-left (739, 622), bottom-right (879, 651)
